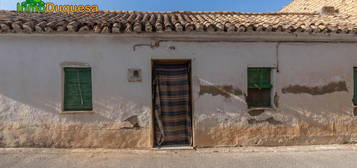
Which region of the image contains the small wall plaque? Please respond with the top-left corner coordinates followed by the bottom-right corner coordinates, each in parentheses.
top-left (128, 69), bottom-right (142, 82)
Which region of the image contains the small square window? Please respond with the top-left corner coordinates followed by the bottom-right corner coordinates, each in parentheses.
top-left (128, 69), bottom-right (142, 82)
top-left (63, 67), bottom-right (92, 111)
top-left (247, 68), bottom-right (272, 108)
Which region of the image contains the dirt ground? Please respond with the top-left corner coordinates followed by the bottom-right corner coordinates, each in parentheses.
top-left (1, 145), bottom-right (357, 168)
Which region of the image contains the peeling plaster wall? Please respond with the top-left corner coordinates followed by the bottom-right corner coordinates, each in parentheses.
top-left (194, 42), bottom-right (357, 147)
top-left (0, 36), bottom-right (152, 148)
top-left (0, 35), bottom-right (357, 148)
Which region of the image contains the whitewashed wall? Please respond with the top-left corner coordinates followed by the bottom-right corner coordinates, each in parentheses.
top-left (0, 35), bottom-right (356, 148)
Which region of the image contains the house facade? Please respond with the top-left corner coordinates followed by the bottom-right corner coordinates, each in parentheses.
top-left (0, 0), bottom-right (357, 148)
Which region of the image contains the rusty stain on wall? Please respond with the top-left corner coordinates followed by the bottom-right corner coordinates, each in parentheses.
top-left (281, 81), bottom-right (348, 95)
top-left (199, 85), bottom-right (243, 98)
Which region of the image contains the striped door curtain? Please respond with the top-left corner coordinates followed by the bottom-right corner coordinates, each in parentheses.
top-left (153, 62), bottom-right (192, 146)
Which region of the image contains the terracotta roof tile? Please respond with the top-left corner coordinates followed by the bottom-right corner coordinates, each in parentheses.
top-left (0, 10), bottom-right (356, 34)
top-left (281, 0), bottom-right (357, 15)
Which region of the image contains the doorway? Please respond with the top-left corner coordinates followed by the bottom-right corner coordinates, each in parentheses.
top-left (152, 60), bottom-right (193, 147)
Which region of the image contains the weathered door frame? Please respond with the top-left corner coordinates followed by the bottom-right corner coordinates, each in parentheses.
top-left (150, 59), bottom-right (193, 148)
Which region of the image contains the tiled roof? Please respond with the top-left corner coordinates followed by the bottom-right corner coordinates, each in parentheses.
top-left (281, 0), bottom-right (357, 15)
top-left (0, 10), bottom-right (356, 34)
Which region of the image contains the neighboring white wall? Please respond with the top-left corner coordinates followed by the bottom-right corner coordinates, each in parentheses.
top-left (0, 35), bottom-right (356, 148)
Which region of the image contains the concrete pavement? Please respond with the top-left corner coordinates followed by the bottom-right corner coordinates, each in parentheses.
top-left (1, 145), bottom-right (357, 168)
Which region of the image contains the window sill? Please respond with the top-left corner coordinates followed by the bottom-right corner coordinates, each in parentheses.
top-left (248, 107), bottom-right (275, 111)
top-left (60, 111), bottom-right (95, 115)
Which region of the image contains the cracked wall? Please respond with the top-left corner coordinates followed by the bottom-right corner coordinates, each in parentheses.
top-left (1, 36), bottom-right (357, 148)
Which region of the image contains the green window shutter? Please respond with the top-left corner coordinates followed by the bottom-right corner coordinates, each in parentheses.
top-left (353, 68), bottom-right (357, 105)
top-left (247, 68), bottom-right (272, 108)
top-left (64, 67), bottom-right (92, 111)
top-left (248, 68), bottom-right (272, 89)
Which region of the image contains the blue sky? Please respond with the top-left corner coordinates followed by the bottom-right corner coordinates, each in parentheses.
top-left (0, 0), bottom-right (292, 12)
